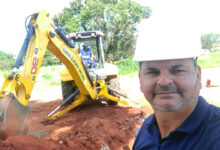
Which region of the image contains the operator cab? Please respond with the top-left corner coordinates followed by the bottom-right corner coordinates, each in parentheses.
top-left (60, 31), bottom-right (118, 82)
top-left (70, 31), bottom-right (105, 70)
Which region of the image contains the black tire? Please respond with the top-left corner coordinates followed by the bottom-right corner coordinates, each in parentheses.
top-left (107, 77), bottom-right (120, 105)
top-left (61, 80), bottom-right (76, 105)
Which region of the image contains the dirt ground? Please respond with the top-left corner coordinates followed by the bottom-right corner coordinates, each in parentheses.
top-left (0, 98), bottom-right (152, 150)
top-left (0, 68), bottom-right (219, 150)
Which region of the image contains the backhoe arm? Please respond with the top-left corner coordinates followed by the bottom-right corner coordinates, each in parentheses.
top-left (1, 10), bottom-right (97, 105)
top-left (0, 10), bottom-right (134, 135)
top-left (0, 10), bottom-right (97, 135)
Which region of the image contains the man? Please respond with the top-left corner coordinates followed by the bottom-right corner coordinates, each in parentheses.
top-left (80, 43), bottom-right (97, 68)
top-left (132, 3), bottom-right (220, 150)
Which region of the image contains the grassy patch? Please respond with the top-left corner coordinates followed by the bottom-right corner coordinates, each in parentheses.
top-left (115, 49), bottom-right (220, 76)
top-left (210, 101), bottom-right (220, 107)
top-left (198, 49), bottom-right (220, 68)
top-left (115, 59), bottom-right (139, 75)
top-left (36, 65), bottom-right (62, 86)
top-left (0, 70), bottom-right (9, 86)
top-left (0, 70), bottom-right (9, 77)
top-left (0, 65), bottom-right (62, 87)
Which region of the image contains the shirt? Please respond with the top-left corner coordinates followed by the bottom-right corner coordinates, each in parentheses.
top-left (80, 48), bottom-right (92, 61)
top-left (133, 96), bottom-right (220, 150)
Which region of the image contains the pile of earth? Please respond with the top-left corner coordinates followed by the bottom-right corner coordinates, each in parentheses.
top-left (0, 98), bottom-right (153, 150)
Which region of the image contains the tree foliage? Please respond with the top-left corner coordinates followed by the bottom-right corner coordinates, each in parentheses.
top-left (42, 50), bottom-right (61, 66)
top-left (53, 0), bottom-right (151, 61)
top-left (0, 50), bottom-right (15, 70)
top-left (201, 33), bottom-right (220, 51)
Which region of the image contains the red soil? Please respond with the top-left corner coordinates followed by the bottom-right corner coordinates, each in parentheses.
top-left (0, 98), bottom-right (153, 150)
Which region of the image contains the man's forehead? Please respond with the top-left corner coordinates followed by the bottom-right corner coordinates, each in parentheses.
top-left (141, 58), bottom-right (193, 68)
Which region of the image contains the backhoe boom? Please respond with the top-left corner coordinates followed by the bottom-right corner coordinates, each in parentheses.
top-left (0, 10), bottom-right (135, 135)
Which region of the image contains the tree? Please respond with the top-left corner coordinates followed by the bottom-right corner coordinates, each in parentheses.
top-left (0, 50), bottom-right (15, 70)
top-left (201, 33), bottom-right (220, 51)
top-left (53, 0), bottom-right (151, 61)
top-left (42, 50), bottom-right (61, 66)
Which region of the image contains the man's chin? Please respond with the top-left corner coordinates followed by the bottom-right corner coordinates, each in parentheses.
top-left (152, 102), bottom-right (184, 112)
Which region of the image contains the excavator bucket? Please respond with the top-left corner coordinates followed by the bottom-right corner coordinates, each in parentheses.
top-left (0, 94), bottom-right (30, 135)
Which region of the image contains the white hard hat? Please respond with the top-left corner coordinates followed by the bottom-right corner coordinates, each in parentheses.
top-left (133, 1), bottom-right (202, 61)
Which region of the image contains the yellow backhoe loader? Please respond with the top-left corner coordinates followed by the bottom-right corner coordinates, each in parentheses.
top-left (59, 30), bottom-right (122, 107)
top-left (0, 10), bottom-right (136, 135)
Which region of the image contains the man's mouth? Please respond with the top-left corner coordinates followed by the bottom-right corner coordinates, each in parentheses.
top-left (156, 91), bottom-right (177, 95)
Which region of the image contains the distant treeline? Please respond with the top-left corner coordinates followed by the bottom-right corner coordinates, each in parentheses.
top-left (0, 50), bottom-right (61, 70)
top-left (0, 50), bottom-right (15, 70)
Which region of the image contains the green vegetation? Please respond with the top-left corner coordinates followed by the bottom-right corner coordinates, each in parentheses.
top-left (1, 49), bottom-right (219, 87)
top-left (0, 0), bottom-right (151, 69)
top-left (209, 101), bottom-right (220, 107)
top-left (201, 33), bottom-right (220, 51)
top-left (0, 65), bottom-right (62, 87)
top-left (53, 0), bottom-right (151, 61)
top-left (0, 50), bottom-right (15, 71)
top-left (115, 59), bottom-right (139, 76)
top-left (41, 50), bottom-right (61, 66)
top-left (36, 66), bottom-right (62, 86)
top-left (115, 49), bottom-right (220, 75)
top-left (0, 70), bottom-right (10, 87)
top-left (198, 49), bottom-right (220, 68)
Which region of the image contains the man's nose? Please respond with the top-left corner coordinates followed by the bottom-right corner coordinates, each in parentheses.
top-left (156, 73), bottom-right (173, 86)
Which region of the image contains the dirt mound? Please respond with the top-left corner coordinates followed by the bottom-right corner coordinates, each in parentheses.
top-left (0, 135), bottom-right (71, 150)
top-left (0, 99), bottom-right (152, 150)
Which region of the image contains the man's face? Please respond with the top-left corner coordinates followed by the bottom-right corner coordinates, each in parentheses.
top-left (139, 58), bottom-right (201, 112)
top-left (83, 46), bottom-right (88, 50)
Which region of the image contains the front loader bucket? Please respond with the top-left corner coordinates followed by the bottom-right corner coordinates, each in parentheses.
top-left (0, 94), bottom-right (30, 135)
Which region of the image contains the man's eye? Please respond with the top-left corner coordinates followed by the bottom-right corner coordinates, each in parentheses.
top-left (146, 71), bottom-right (159, 75)
top-left (171, 69), bottom-right (184, 74)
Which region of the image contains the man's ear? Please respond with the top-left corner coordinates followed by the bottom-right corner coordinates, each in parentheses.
top-left (139, 71), bottom-right (144, 93)
top-left (197, 66), bottom-right (202, 89)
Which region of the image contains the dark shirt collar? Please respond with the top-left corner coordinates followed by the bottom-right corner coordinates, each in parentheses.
top-left (175, 96), bottom-right (209, 133)
top-left (145, 96), bottom-right (209, 134)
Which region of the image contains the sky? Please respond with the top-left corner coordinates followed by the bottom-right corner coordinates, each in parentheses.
top-left (0, 0), bottom-right (72, 55)
top-left (0, 0), bottom-right (220, 55)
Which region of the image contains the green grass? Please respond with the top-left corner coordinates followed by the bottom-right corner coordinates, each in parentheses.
top-left (1, 50), bottom-right (219, 87)
top-left (115, 49), bottom-right (220, 76)
top-left (198, 49), bottom-right (220, 68)
top-left (0, 70), bottom-right (9, 77)
top-left (0, 65), bottom-right (62, 87)
top-left (0, 70), bottom-right (9, 86)
top-left (210, 101), bottom-right (220, 107)
top-left (1, 53), bottom-right (220, 107)
top-left (36, 65), bottom-right (62, 86)
top-left (115, 59), bottom-right (139, 75)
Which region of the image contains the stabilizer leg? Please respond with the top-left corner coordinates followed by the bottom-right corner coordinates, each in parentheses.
top-left (45, 95), bottom-right (87, 120)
